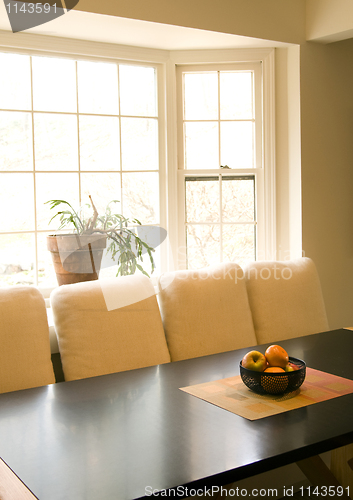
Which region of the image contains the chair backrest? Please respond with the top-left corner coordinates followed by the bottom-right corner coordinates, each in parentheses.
top-left (244, 257), bottom-right (329, 345)
top-left (157, 263), bottom-right (257, 361)
top-left (0, 286), bottom-right (55, 393)
top-left (50, 275), bottom-right (171, 381)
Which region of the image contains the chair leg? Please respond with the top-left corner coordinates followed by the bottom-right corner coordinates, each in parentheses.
top-left (296, 455), bottom-right (351, 499)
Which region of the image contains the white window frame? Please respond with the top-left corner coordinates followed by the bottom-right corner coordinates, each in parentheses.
top-left (166, 49), bottom-right (276, 270)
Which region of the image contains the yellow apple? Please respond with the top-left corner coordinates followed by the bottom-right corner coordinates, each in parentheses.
top-left (241, 350), bottom-right (267, 372)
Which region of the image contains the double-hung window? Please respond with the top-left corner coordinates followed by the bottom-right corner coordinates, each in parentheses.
top-left (176, 59), bottom-right (272, 269)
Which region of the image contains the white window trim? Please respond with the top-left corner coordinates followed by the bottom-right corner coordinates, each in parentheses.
top-left (166, 48), bottom-right (276, 269)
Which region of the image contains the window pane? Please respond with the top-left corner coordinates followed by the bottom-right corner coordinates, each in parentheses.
top-left (0, 173), bottom-right (34, 231)
top-left (121, 118), bottom-right (158, 171)
top-left (132, 226), bottom-right (161, 275)
top-left (119, 65), bottom-right (157, 117)
top-left (222, 224), bottom-right (255, 265)
top-left (37, 231), bottom-right (58, 288)
top-left (220, 121), bottom-right (254, 168)
top-left (185, 122), bottom-right (218, 169)
top-left (77, 61), bottom-right (119, 115)
top-left (99, 236), bottom-right (160, 279)
top-left (0, 112), bottom-right (33, 171)
top-left (222, 177), bottom-right (255, 222)
top-left (149, 245), bottom-right (160, 276)
top-left (0, 233), bottom-right (35, 286)
top-left (184, 73), bottom-right (218, 120)
top-left (220, 72), bottom-right (253, 120)
top-left (34, 113), bottom-right (78, 171)
top-left (185, 178), bottom-right (219, 223)
top-left (79, 116), bottom-right (120, 171)
top-left (0, 53), bottom-right (31, 111)
top-left (122, 172), bottom-right (159, 224)
top-left (35, 173), bottom-right (79, 230)
top-left (32, 56), bottom-right (77, 113)
top-left (81, 173), bottom-right (121, 214)
top-left (186, 224), bottom-right (220, 269)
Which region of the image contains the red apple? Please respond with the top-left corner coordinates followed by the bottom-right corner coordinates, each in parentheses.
top-left (265, 345), bottom-right (289, 369)
top-left (241, 350), bottom-right (267, 372)
top-left (285, 362), bottom-right (299, 372)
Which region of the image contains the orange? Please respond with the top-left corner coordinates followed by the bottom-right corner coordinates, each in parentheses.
top-left (261, 371), bottom-right (289, 394)
top-left (264, 367), bottom-right (285, 373)
top-left (265, 345), bottom-right (289, 369)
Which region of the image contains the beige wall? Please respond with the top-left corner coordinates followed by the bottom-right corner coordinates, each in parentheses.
top-left (306, 0), bottom-right (353, 42)
top-left (275, 46), bottom-right (302, 261)
top-left (273, 37), bottom-right (353, 330)
top-left (74, 0), bottom-right (306, 45)
top-left (300, 38), bottom-right (353, 329)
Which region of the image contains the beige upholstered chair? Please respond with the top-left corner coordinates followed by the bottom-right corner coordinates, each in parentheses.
top-left (0, 286), bottom-right (55, 393)
top-left (244, 258), bottom-right (353, 492)
top-left (243, 257), bottom-right (329, 345)
top-left (51, 275), bottom-right (171, 381)
top-left (157, 263), bottom-right (257, 361)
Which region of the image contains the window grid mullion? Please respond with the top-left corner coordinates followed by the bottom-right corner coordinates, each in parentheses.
top-left (75, 60), bottom-right (82, 205)
top-left (219, 174), bottom-right (223, 262)
top-left (218, 71), bottom-right (221, 169)
top-left (0, 109), bottom-right (158, 121)
top-left (117, 64), bottom-right (124, 215)
top-left (218, 72), bottom-right (223, 263)
top-left (29, 55), bottom-right (39, 286)
top-left (183, 119), bottom-right (255, 123)
top-left (185, 221), bottom-right (257, 227)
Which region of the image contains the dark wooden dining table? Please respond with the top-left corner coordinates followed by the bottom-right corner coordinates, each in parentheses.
top-left (0, 328), bottom-right (353, 500)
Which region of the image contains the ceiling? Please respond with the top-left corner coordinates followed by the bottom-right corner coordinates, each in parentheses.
top-left (0, 6), bottom-right (291, 51)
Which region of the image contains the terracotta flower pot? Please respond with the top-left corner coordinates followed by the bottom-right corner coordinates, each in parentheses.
top-left (47, 234), bottom-right (107, 286)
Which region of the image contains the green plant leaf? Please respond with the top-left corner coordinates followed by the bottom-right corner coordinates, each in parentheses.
top-left (46, 196), bottom-right (156, 276)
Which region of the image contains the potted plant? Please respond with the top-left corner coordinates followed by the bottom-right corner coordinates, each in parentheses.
top-left (46, 196), bottom-right (155, 286)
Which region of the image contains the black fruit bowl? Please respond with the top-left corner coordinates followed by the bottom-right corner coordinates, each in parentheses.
top-left (239, 356), bottom-right (306, 395)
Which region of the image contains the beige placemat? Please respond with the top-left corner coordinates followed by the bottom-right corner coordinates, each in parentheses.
top-left (0, 458), bottom-right (37, 499)
top-left (180, 368), bottom-right (353, 421)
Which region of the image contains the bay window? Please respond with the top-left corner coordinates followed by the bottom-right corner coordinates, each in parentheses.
top-left (0, 41), bottom-right (275, 288)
